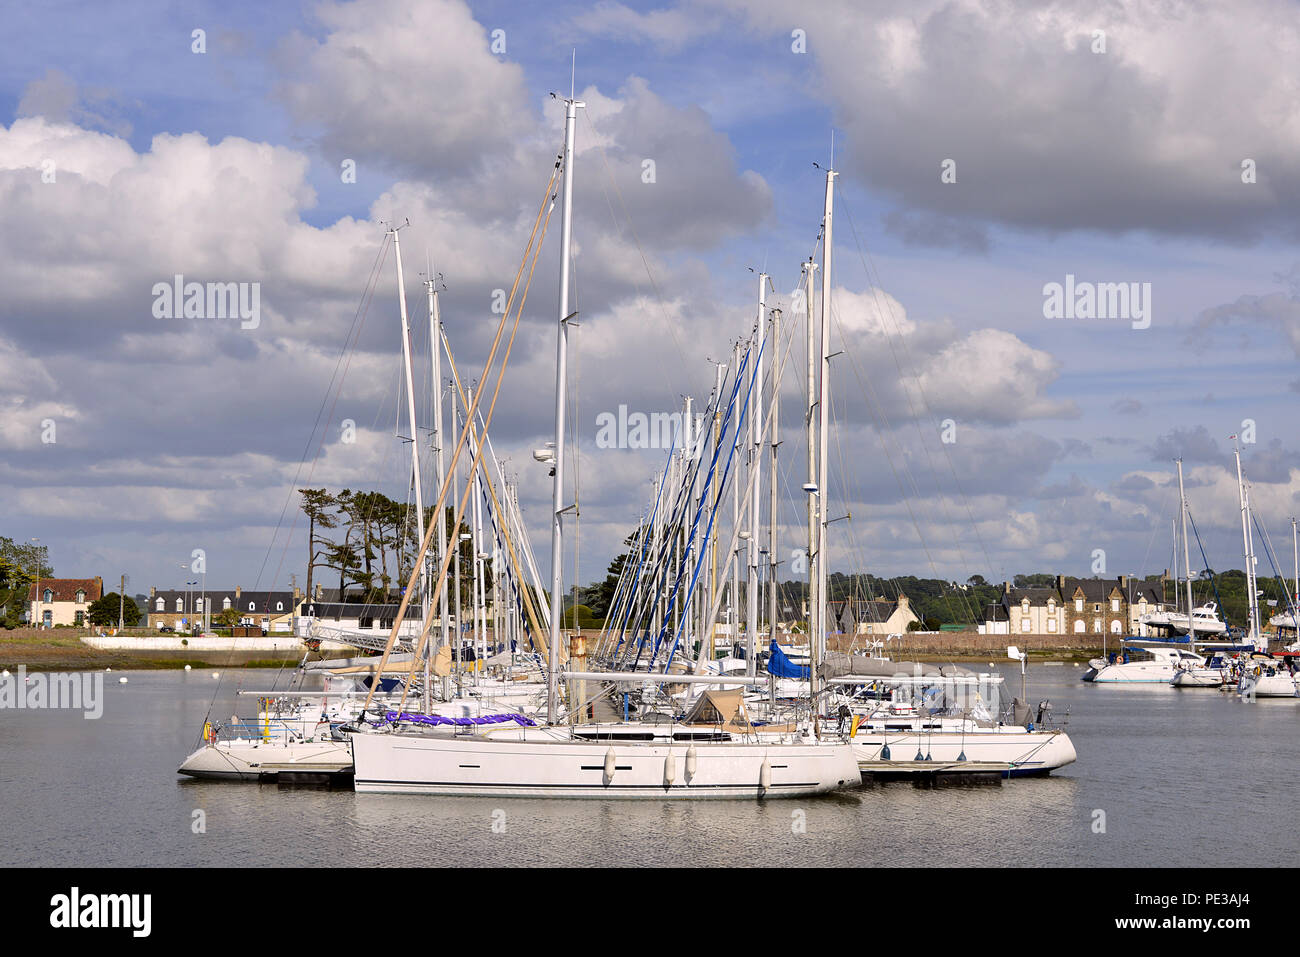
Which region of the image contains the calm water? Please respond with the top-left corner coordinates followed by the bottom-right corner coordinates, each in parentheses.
top-left (1, 664), bottom-right (1296, 867)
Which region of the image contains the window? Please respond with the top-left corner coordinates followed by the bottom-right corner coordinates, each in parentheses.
top-left (1074, 598), bottom-right (1083, 612)
top-left (1047, 618), bottom-right (1057, 633)
top-left (43, 588), bottom-right (53, 603)
top-left (275, 601), bottom-right (283, 611)
top-left (75, 611), bottom-right (84, 626)
top-left (1093, 618), bottom-right (1102, 633)
top-left (1111, 598), bottom-right (1120, 613)
top-left (75, 590), bottom-right (85, 603)
top-left (1021, 618), bottom-right (1031, 632)
top-left (1093, 603), bottom-right (1101, 612)
top-left (156, 598), bottom-right (164, 611)
top-left (1074, 620), bottom-right (1085, 634)
top-left (1110, 619), bottom-right (1122, 634)
top-left (222, 597), bottom-right (231, 610)
top-left (248, 602), bottom-right (255, 611)
top-left (359, 616), bottom-right (374, 629)
top-left (176, 598), bottom-right (183, 612)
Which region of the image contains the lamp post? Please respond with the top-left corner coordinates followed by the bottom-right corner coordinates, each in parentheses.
top-left (30, 538), bottom-right (41, 629)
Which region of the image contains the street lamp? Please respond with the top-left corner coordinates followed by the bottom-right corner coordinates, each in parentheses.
top-left (30, 538), bottom-right (41, 629)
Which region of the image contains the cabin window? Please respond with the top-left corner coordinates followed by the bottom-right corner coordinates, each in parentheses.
top-left (359, 616), bottom-right (374, 629)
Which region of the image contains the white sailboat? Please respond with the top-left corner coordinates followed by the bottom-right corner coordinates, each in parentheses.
top-left (348, 93), bottom-right (862, 799)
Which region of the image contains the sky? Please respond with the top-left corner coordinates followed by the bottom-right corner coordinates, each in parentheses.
top-left (2, 0), bottom-right (1299, 600)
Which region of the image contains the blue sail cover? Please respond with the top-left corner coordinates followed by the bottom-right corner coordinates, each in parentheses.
top-left (767, 640), bottom-right (810, 679)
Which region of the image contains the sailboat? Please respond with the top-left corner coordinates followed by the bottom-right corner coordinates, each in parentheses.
top-left (347, 93), bottom-right (862, 799)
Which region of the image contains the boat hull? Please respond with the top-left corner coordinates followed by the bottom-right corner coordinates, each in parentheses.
top-left (178, 740), bottom-right (354, 781)
top-left (849, 728), bottom-right (1076, 775)
top-left (1238, 673), bottom-right (1298, 698)
top-left (349, 729), bottom-right (861, 798)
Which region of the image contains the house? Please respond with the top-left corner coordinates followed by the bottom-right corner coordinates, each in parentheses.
top-left (297, 600), bottom-right (429, 641)
top-left (827, 593), bottom-right (919, 635)
top-left (979, 575), bottom-right (1169, 637)
top-left (27, 577), bottom-right (103, 627)
top-left (146, 585), bottom-right (299, 633)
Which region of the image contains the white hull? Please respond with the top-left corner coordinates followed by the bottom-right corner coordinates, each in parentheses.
top-left (1239, 672), bottom-right (1298, 698)
top-left (178, 739), bottom-right (353, 780)
top-left (849, 728), bottom-right (1076, 774)
top-left (1084, 661), bottom-right (1175, 683)
top-left (349, 728), bottom-right (861, 798)
top-left (1171, 669), bottom-right (1227, 687)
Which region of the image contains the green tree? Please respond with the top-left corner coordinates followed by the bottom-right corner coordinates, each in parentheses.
top-left (299, 488), bottom-right (339, 600)
top-left (87, 593), bottom-right (140, 627)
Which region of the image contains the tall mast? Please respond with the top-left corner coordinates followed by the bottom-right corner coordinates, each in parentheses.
top-left (813, 164), bottom-right (835, 725)
top-left (746, 273), bottom-right (767, 676)
top-left (803, 259), bottom-right (817, 651)
top-left (1176, 459), bottom-right (1194, 640)
top-left (391, 228), bottom-right (428, 621)
top-left (1292, 517), bottom-right (1298, 623)
top-left (427, 272), bottom-right (450, 697)
top-left (1233, 442), bottom-right (1261, 647)
top-left (547, 94), bottom-right (583, 725)
top-left (768, 306), bottom-right (782, 646)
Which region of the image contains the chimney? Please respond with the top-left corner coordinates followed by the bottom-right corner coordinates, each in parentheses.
top-left (150, 585), bottom-right (156, 598)
top-left (1056, 574), bottom-right (1065, 591)
top-left (1003, 581), bottom-right (1011, 594)
top-left (235, 585), bottom-right (242, 600)
top-left (314, 582), bottom-right (323, 600)
top-left (1119, 574), bottom-right (1128, 590)
top-left (293, 585), bottom-right (301, 602)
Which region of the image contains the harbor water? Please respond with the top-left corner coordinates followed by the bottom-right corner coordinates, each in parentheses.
top-left (1, 665), bottom-right (1294, 867)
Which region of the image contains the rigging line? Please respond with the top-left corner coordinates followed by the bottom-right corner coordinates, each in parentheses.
top-left (199, 233), bottom-right (392, 729)
top-left (839, 194), bottom-right (1002, 589)
top-left (395, 157), bottom-right (563, 712)
top-left (363, 157), bottom-right (562, 710)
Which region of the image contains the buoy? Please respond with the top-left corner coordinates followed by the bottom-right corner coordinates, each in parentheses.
top-left (881, 744), bottom-right (891, 760)
top-left (2, 669), bottom-right (8, 677)
top-left (685, 744), bottom-right (698, 778)
top-left (211, 672), bottom-right (220, 679)
top-left (759, 759), bottom-right (771, 791)
top-left (105, 667), bottom-right (111, 672)
top-left (184, 664), bottom-right (192, 672)
top-left (664, 753), bottom-right (676, 786)
top-left (118, 677), bottom-right (128, 684)
top-left (603, 747), bottom-right (616, 784)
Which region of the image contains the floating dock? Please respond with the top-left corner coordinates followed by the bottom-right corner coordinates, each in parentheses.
top-left (858, 759), bottom-right (1010, 787)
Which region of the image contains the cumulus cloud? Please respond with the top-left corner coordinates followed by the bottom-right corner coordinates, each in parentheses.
top-left (715, 0), bottom-right (1300, 241)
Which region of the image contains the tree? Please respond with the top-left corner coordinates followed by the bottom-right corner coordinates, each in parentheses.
top-left (88, 593), bottom-right (140, 627)
top-left (298, 489), bottom-right (338, 600)
top-left (216, 607), bottom-right (241, 629)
